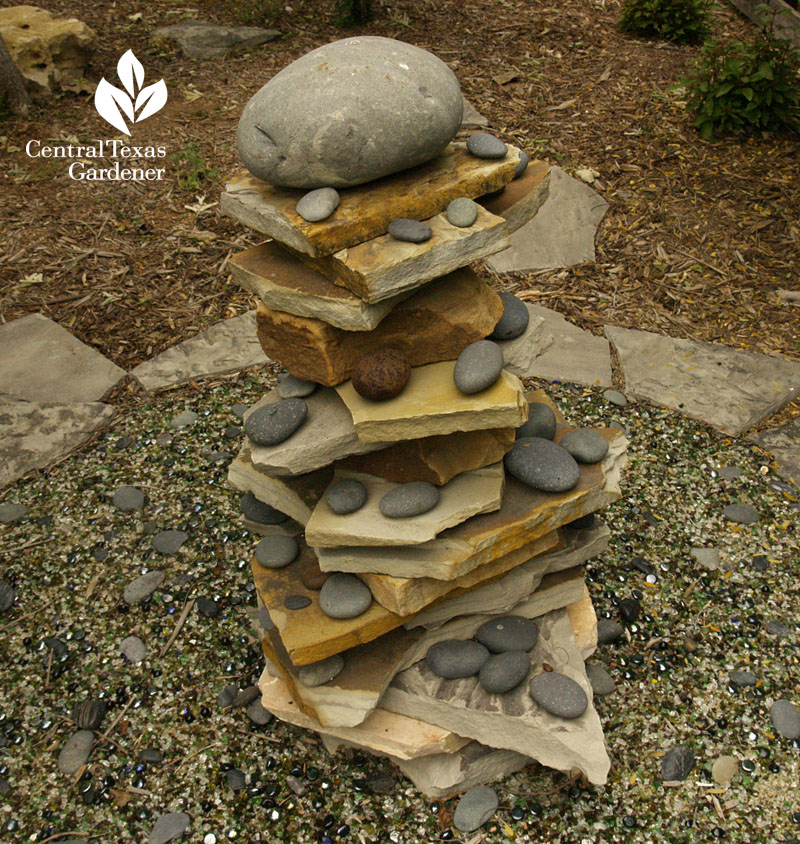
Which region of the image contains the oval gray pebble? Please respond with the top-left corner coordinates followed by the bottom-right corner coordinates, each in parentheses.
top-left (770, 699), bottom-right (800, 738)
top-left (723, 502), bottom-right (759, 524)
top-left (148, 812), bottom-right (191, 844)
top-left (478, 651), bottom-right (530, 694)
top-left (476, 615), bottom-right (538, 653)
top-left (504, 437), bottom-right (580, 493)
top-left (559, 429), bottom-right (609, 464)
top-left (453, 785), bottom-right (498, 832)
top-left (170, 410), bottom-right (198, 429)
top-left (277, 373), bottom-right (318, 398)
top-left (255, 535), bottom-right (299, 569)
top-left (529, 671), bottom-right (588, 719)
top-left (299, 654), bottom-right (345, 687)
top-left (246, 699), bottom-right (274, 726)
top-left (387, 218), bottom-right (433, 243)
top-left (152, 530), bottom-right (188, 555)
top-left (120, 635), bottom-right (147, 664)
top-left (240, 492), bottom-right (288, 525)
top-left (488, 291), bottom-right (529, 341)
top-left (425, 639), bottom-right (490, 679)
top-left (514, 150), bottom-right (530, 179)
top-left (284, 594), bottom-right (311, 610)
top-left (585, 661), bottom-right (616, 696)
top-left (57, 729), bottom-right (94, 775)
top-left (603, 389), bottom-right (627, 407)
top-left (296, 187), bottom-right (340, 222)
top-left (379, 481), bottom-right (440, 518)
top-left (453, 339), bottom-right (504, 395)
top-left (113, 485), bottom-right (145, 512)
top-left (467, 132), bottom-right (507, 159)
top-left (319, 573), bottom-right (373, 619)
top-left (245, 398), bottom-right (308, 446)
top-left (326, 478), bottom-right (368, 515)
top-left (730, 670), bottom-right (757, 687)
top-left (516, 402), bottom-right (557, 440)
top-left (597, 618), bottom-right (623, 644)
top-left (123, 571), bottom-right (164, 605)
top-left (446, 196), bottom-right (478, 227)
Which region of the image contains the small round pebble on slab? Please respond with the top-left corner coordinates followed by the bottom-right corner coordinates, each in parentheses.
top-left (478, 650), bottom-right (530, 694)
top-left (319, 573), bottom-right (373, 619)
top-left (488, 291), bottom-right (529, 341)
top-left (295, 187), bottom-right (340, 222)
top-left (446, 196), bottom-right (478, 227)
top-left (722, 502), bottom-right (759, 524)
top-left (559, 429), bottom-right (609, 464)
top-left (299, 654), bottom-right (345, 687)
top-left (284, 594), bottom-right (312, 611)
top-left (240, 492), bottom-right (288, 525)
top-left (476, 615), bottom-right (538, 653)
top-left (387, 218), bottom-right (433, 243)
top-left (514, 150), bottom-right (530, 179)
top-left (255, 535), bottom-right (299, 569)
top-left (504, 437), bottom-right (580, 493)
top-left (516, 402), bottom-right (557, 440)
top-left (466, 132), bottom-right (507, 159)
top-left (326, 478), bottom-right (367, 515)
top-left (113, 485), bottom-right (145, 512)
top-left (770, 699), bottom-right (800, 739)
top-left (277, 373), bottom-right (317, 398)
top-left (245, 398), bottom-right (308, 446)
top-left (453, 339), bottom-right (504, 395)
top-left (529, 671), bottom-right (588, 719)
top-left (453, 785), bottom-right (498, 832)
top-left (661, 745), bottom-right (695, 781)
top-left (352, 348), bottom-right (411, 401)
top-left (426, 639), bottom-right (490, 679)
top-left (379, 481), bottom-right (440, 519)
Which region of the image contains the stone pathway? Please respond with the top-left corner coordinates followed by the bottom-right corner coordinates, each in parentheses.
top-left (605, 326), bottom-right (800, 436)
top-left (153, 20), bottom-right (281, 59)
top-left (487, 167), bottom-right (609, 272)
top-left (752, 419), bottom-right (800, 488)
top-left (131, 311), bottom-right (269, 393)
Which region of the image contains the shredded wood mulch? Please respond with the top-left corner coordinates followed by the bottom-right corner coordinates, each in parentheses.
top-left (1, 0), bottom-right (797, 417)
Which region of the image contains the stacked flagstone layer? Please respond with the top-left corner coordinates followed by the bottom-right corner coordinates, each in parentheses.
top-left (222, 141), bottom-right (628, 798)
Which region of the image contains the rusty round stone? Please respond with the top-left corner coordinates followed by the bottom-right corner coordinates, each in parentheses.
top-left (352, 348), bottom-right (411, 401)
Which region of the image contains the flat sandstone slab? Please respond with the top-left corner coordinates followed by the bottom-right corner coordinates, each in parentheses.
top-left (605, 325), bottom-right (800, 435)
top-left (336, 361), bottom-right (527, 443)
top-left (288, 205), bottom-right (509, 304)
top-left (0, 313), bottom-right (125, 403)
top-left (306, 464), bottom-right (505, 548)
top-left (221, 143), bottom-right (522, 257)
top-left (229, 242), bottom-right (408, 332)
top-left (752, 419), bottom-right (800, 488)
top-left (132, 311), bottom-right (268, 392)
top-left (254, 267), bottom-right (503, 386)
top-left (478, 160), bottom-right (552, 234)
top-left (317, 427), bottom-right (626, 579)
top-left (382, 608), bottom-right (610, 784)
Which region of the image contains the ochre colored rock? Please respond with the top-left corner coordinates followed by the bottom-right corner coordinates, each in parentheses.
top-left (352, 349), bottom-right (411, 401)
top-left (254, 268), bottom-right (503, 386)
top-left (478, 161), bottom-right (551, 233)
top-left (0, 6), bottom-right (95, 94)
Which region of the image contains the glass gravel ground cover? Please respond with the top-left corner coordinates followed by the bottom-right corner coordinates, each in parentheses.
top-left (0, 374), bottom-right (798, 844)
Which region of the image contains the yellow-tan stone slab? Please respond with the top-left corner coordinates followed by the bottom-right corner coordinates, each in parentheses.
top-left (336, 361), bottom-right (528, 444)
top-left (220, 143), bottom-right (522, 257)
top-left (287, 205), bottom-right (509, 304)
top-left (317, 427), bottom-right (627, 579)
top-left (258, 669), bottom-right (469, 759)
top-left (229, 242), bottom-right (409, 332)
top-left (478, 160), bottom-right (552, 233)
top-left (567, 585), bottom-right (598, 659)
top-left (305, 464), bottom-right (505, 548)
top-left (253, 267), bottom-right (503, 385)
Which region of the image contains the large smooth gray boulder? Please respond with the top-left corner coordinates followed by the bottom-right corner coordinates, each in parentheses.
top-left (237, 36), bottom-right (463, 188)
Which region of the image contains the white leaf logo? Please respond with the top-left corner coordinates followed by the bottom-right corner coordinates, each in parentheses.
top-left (94, 49), bottom-right (167, 135)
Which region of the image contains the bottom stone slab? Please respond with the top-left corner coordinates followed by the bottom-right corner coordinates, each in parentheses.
top-left (381, 608), bottom-right (610, 784)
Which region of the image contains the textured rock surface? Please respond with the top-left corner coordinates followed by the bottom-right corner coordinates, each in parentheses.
top-left (752, 419), bottom-right (800, 487)
top-left (336, 361), bottom-right (527, 443)
top-left (240, 491), bottom-right (288, 524)
top-left (123, 571), bottom-right (164, 605)
top-left (661, 746), bottom-right (695, 781)
top-left (306, 464), bottom-right (504, 547)
top-left (494, 310), bottom-right (554, 380)
top-left (221, 143), bottom-right (519, 257)
top-left (255, 268), bottom-right (503, 386)
top-left (299, 654), bottom-right (345, 687)
top-left (487, 166), bottom-right (609, 271)
top-left (0, 6), bottom-right (95, 94)
top-left (277, 373), bottom-right (317, 398)
top-left (147, 812), bottom-right (191, 844)
top-left (605, 325), bottom-right (800, 435)
top-left (352, 349), bottom-right (411, 401)
top-left (154, 19), bottom-right (279, 58)
top-left (237, 37), bottom-right (462, 188)
top-left (132, 312), bottom-right (267, 392)
top-left (0, 313), bottom-right (124, 403)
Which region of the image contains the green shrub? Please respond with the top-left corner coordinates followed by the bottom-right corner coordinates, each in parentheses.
top-left (170, 143), bottom-right (221, 191)
top-left (683, 32), bottom-right (800, 138)
top-left (619, 0), bottom-right (713, 44)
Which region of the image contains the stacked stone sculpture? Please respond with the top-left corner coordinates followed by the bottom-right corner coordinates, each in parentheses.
top-left (222, 36), bottom-right (628, 799)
